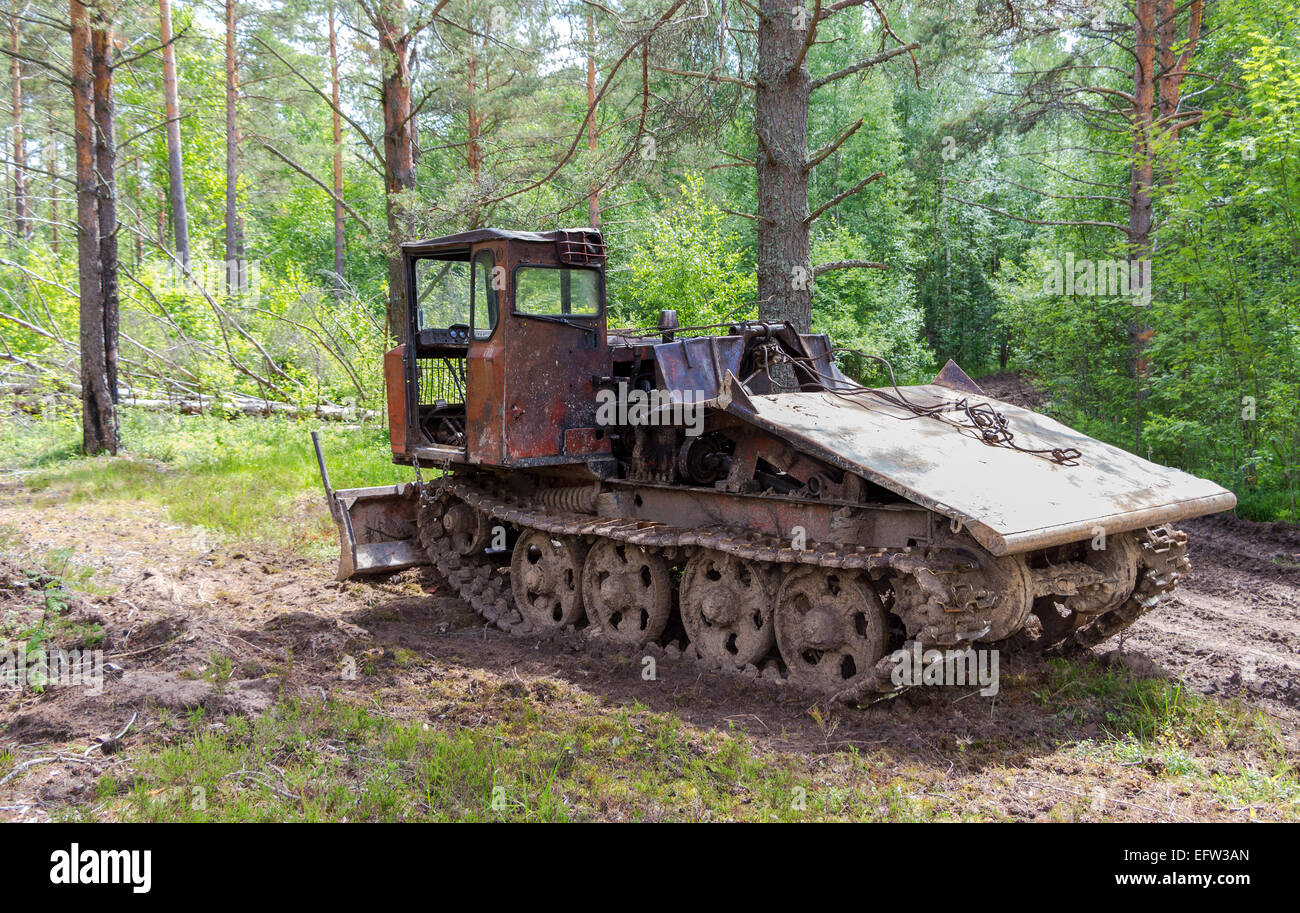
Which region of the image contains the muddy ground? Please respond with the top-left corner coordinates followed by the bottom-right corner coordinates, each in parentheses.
top-left (1, 481), bottom-right (1297, 821)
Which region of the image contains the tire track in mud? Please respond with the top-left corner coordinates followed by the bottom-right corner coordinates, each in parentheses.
top-left (1122, 515), bottom-right (1300, 711)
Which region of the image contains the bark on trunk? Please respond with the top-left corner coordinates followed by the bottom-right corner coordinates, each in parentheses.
top-left (1125, 1), bottom-right (1201, 448)
top-left (223, 0), bottom-right (242, 269)
top-left (586, 10), bottom-right (599, 227)
top-left (329, 1), bottom-right (345, 294)
top-left (71, 0), bottom-right (116, 454)
top-left (1127, 0), bottom-right (1157, 448)
top-left (755, 0), bottom-right (812, 332)
top-left (376, 1), bottom-right (415, 343)
top-left (92, 20), bottom-right (118, 409)
top-left (466, 7), bottom-right (481, 182)
top-left (10, 13), bottom-right (26, 238)
top-left (47, 115), bottom-right (58, 256)
top-left (158, 0), bottom-right (189, 264)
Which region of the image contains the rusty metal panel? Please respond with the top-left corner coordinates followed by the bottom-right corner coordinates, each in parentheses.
top-left (499, 239), bottom-right (607, 463)
top-left (653, 336), bottom-right (746, 398)
top-left (730, 385), bottom-right (1237, 556)
top-left (464, 239), bottom-right (509, 465)
top-left (599, 483), bottom-right (931, 549)
top-left (384, 345), bottom-right (409, 455)
top-left (465, 320), bottom-right (506, 464)
top-left (931, 359), bottom-right (986, 396)
top-left (564, 426), bottom-right (612, 456)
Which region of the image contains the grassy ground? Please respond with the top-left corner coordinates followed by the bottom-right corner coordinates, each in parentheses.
top-left (0, 406), bottom-right (411, 558)
top-left (51, 660), bottom-right (1296, 823)
top-left (2, 405), bottom-right (1297, 821)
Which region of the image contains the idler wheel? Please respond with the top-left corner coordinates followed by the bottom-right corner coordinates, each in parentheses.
top-left (1061, 532), bottom-right (1141, 615)
top-left (443, 501), bottom-right (491, 556)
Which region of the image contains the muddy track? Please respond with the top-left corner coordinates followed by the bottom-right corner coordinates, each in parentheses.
top-left (1122, 514), bottom-right (1300, 709)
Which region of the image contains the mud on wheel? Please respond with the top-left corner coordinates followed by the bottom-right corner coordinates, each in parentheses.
top-left (510, 528), bottom-right (587, 630)
top-left (679, 550), bottom-right (775, 667)
top-left (773, 567), bottom-right (890, 693)
top-left (581, 538), bottom-right (673, 645)
top-left (415, 479), bottom-right (1197, 702)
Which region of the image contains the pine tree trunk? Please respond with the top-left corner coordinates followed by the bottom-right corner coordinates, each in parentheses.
top-left (158, 0), bottom-right (189, 264)
top-left (47, 115), bottom-right (58, 256)
top-left (586, 10), bottom-right (599, 227)
top-left (329, 0), bottom-right (345, 294)
top-left (1127, 0), bottom-right (1157, 449)
top-left (223, 0), bottom-right (242, 270)
top-left (71, 0), bottom-right (116, 454)
top-left (376, 0), bottom-right (414, 343)
top-left (9, 13), bottom-right (26, 239)
top-left (755, 0), bottom-right (812, 332)
top-left (466, 6), bottom-right (481, 184)
top-left (92, 19), bottom-right (118, 412)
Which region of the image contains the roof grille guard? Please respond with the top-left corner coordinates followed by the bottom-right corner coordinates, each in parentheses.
top-left (556, 230), bottom-right (606, 267)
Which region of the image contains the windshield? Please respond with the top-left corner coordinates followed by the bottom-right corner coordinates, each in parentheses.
top-left (415, 258), bottom-right (470, 329)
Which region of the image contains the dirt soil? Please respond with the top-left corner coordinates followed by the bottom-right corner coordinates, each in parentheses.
top-left (1, 481), bottom-right (1297, 822)
top-left (975, 371), bottom-right (1053, 410)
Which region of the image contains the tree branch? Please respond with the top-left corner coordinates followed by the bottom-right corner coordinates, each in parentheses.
top-left (814, 259), bottom-right (886, 276)
top-left (807, 171), bottom-right (883, 223)
top-left (805, 118), bottom-right (862, 172)
top-left (811, 42), bottom-right (919, 91)
top-left (943, 194), bottom-right (1127, 232)
top-left (255, 141), bottom-right (376, 234)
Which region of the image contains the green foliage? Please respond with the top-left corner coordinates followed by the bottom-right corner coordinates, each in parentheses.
top-left (0, 408), bottom-right (409, 555)
top-left (608, 175), bottom-right (757, 329)
top-left (813, 225), bottom-right (932, 381)
top-left (1, 0), bottom-right (1295, 521)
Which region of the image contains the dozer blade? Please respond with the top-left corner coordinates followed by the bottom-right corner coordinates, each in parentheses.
top-left (312, 431), bottom-right (428, 581)
top-left (331, 483), bottom-right (427, 581)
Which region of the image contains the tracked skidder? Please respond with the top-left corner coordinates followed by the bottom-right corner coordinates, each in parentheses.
top-left (315, 227), bottom-right (1236, 702)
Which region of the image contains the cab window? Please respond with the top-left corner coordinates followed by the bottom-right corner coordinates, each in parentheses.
top-left (472, 251), bottom-right (499, 340)
top-left (514, 266), bottom-right (600, 316)
top-left (415, 257), bottom-right (470, 329)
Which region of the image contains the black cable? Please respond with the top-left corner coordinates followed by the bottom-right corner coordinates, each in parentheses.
top-left (763, 347), bottom-right (1083, 466)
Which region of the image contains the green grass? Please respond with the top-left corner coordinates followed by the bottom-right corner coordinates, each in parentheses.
top-left (0, 406), bottom-right (411, 555)
top-left (74, 691), bottom-right (962, 823)
top-left (1038, 659), bottom-right (1299, 817)
top-left (0, 544), bottom-right (107, 659)
top-left (6, 405), bottom-right (1296, 822)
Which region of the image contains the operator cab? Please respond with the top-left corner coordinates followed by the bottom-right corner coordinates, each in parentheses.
top-left (388, 228), bottom-right (609, 467)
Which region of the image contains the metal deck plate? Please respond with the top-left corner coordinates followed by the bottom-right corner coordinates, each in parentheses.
top-left (735, 385), bottom-right (1236, 555)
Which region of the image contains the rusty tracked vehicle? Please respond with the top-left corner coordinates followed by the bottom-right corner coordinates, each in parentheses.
top-left (317, 227), bottom-right (1236, 701)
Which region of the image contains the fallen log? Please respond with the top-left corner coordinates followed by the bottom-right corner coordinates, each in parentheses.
top-left (2, 386), bottom-right (379, 423)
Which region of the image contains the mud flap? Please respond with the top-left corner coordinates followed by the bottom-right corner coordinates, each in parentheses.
top-left (312, 431), bottom-right (428, 581)
top-left (332, 484), bottom-right (426, 581)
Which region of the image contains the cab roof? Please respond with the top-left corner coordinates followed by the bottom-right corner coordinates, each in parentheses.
top-left (400, 227), bottom-right (600, 257)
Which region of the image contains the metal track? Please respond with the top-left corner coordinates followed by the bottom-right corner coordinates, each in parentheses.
top-left (418, 476), bottom-right (1190, 702)
top-left (1057, 525), bottom-right (1190, 651)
